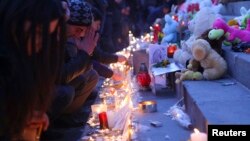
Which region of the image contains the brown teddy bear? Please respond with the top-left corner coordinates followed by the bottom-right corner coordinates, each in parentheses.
top-left (191, 39), bottom-right (227, 80)
top-left (175, 28), bottom-right (227, 83)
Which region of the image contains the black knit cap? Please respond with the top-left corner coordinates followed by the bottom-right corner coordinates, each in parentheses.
top-left (68, 0), bottom-right (93, 26)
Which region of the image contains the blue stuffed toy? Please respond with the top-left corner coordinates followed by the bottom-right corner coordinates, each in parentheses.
top-left (161, 15), bottom-right (179, 45)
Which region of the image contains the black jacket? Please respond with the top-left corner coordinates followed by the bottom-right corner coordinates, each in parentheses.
top-left (61, 41), bottom-right (92, 84)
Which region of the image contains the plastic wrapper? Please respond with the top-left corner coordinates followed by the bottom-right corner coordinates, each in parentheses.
top-left (165, 99), bottom-right (193, 130)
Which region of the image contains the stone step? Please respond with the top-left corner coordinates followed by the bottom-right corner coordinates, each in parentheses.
top-left (219, 1), bottom-right (250, 21)
top-left (222, 1), bottom-right (250, 16)
top-left (222, 15), bottom-right (237, 22)
top-left (182, 77), bottom-right (250, 133)
top-left (223, 47), bottom-right (250, 90)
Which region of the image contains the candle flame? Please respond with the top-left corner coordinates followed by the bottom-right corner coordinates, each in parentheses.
top-left (144, 101), bottom-right (153, 105)
top-left (194, 128), bottom-right (200, 133)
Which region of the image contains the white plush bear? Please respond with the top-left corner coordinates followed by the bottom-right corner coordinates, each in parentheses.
top-left (161, 15), bottom-right (179, 45)
top-left (191, 39), bottom-right (227, 80)
top-left (173, 6), bottom-right (221, 66)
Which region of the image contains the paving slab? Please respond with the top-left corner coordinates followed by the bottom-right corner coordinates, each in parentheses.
top-left (133, 89), bottom-right (191, 141)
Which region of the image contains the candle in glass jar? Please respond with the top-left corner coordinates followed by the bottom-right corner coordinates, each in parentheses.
top-left (139, 100), bottom-right (157, 113)
top-left (190, 128), bottom-right (207, 141)
top-left (167, 44), bottom-right (177, 58)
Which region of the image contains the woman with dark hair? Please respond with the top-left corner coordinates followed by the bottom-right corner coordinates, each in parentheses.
top-left (0, 0), bottom-right (66, 140)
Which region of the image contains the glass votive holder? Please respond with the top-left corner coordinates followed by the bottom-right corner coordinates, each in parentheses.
top-left (103, 95), bottom-right (116, 110)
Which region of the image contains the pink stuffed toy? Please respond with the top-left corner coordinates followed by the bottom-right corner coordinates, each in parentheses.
top-left (212, 18), bottom-right (250, 42)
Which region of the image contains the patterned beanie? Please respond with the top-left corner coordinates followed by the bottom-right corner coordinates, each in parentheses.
top-left (68, 0), bottom-right (93, 26)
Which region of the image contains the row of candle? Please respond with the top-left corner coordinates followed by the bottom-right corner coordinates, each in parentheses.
top-left (86, 51), bottom-right (139, 140)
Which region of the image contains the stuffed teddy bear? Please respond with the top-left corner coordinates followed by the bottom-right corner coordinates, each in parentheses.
top-left (175, 59), bottom-right (203, 83)
top-left (210, 18), bottom-right (250, 43)
top-left (161, 15), bottom-right (179, 45)
top-left (173, 6), bottom-right (221, 66)
top-left (191, 39), bottom-right (227, 80)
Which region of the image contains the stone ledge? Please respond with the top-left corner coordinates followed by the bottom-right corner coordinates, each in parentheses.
top-left (223, 47), bottom-right (250, 90)
top-left (183, 77), bottom-right (250, 132)
top-left (219, 1), bottom-right (250, 16)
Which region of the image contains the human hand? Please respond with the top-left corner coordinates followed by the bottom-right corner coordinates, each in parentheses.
top-left (76, 28), bottom-right (99, 55)
top-left (111, 72), bottom-right (123, 81)
top-left (26, 111), bottom-right (49, 131)
top-left (117, 55), bottom-right (127, 63)
top-left (21, 111), bottom-right (49, 141)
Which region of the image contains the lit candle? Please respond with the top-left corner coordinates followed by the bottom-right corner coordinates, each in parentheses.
top-left (98, 112), bottom-right (109, 129)
top-left (167, 44), bottom-right (177, 58)
top-left (138, 100), bottom-right (157, 113)
top-left (91, 104), bottom-right (107, 117)
top-left (190, 128), bottom-right (207, 141)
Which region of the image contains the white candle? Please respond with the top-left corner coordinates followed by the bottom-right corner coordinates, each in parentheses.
top-left (190, 128), bottom-right (207, 141)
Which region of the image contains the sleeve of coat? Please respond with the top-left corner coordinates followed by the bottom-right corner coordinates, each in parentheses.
top-left (61, 42), bottom-right (92, 84)
top-left (92, 60), bottom-right (113, 78)
top-left (92, 46), bottom-right (118, 64)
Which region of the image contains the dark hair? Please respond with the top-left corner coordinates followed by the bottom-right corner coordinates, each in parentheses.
top-left (0, 0), bottom-right (66, 137)
top-left (92, 7), bottom-right (103, 21)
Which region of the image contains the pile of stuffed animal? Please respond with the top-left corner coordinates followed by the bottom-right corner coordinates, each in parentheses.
top-left (155, 0), bottom-right (250, 83)
top-left (175, 37), bottom-right (227, 83)
top-left (174, 3), bottom-right (229, 83)
top-left (174, 4), bottom-right (250, 83)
